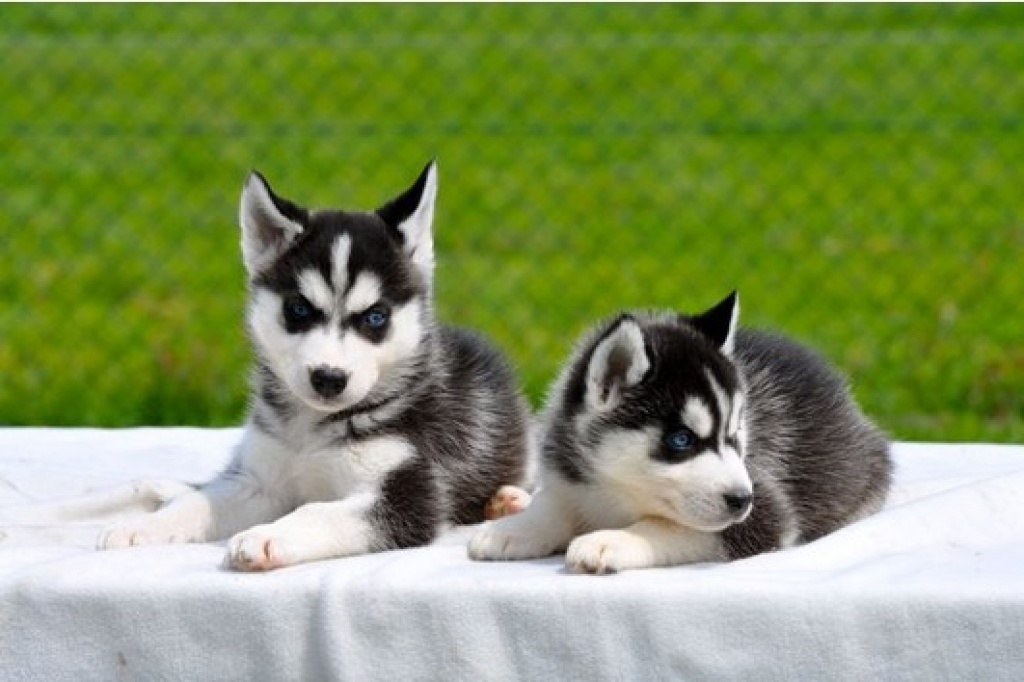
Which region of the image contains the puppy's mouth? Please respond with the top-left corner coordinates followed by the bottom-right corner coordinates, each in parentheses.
top-left (300, 395), bottom-right (350, 412)
top-left (294, 387), bottom-right (366, 414)
top-left (686, 517), bottom-right (742, 533)
top-left (669, 499), bottom-right (752, 533)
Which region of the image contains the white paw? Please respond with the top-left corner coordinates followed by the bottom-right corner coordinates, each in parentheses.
top-left (225, 526), bottom-right (296, 572)
top-left (565, 529), bottom-right (653, 575)
top-left (484, 485), bottom-right (533, 520)
top-left (98, 519), bottom-right (195, 549)
top-left (467, 519), bottom-right (558, 561)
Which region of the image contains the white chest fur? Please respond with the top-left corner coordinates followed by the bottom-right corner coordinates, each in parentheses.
top-left (239, 424), bottom-right (416, 505)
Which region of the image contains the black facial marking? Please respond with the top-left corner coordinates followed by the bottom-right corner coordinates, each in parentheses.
top-left (653, 414), bottom-right (715, 465)
top-left (350, 302), bottom-right (392, 343)
top-left (281, 293), bottom-right (324, 333)
top-left (658, 424), bottom-right (699, 464)
top-left (253, 211), bottom-right (425, 316)
top-left (546, 314), bottom-right (744, 482)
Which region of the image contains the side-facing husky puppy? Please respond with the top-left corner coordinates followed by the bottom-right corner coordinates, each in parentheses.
top-left (73, 161), bottom-right (532, 570)
top-left (469, 292), bottom-right (892, 574)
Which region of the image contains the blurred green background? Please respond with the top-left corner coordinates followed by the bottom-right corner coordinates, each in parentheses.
top-left (1, 4), bottom-right (1021, 441)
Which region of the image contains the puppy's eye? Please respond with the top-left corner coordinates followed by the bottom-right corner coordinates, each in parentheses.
top-left (664, 428), bottom-right (695, 452)
top-left (361, 304), bottom-right (390, 330)
top-left (283, 295), bottom-right (315, 323)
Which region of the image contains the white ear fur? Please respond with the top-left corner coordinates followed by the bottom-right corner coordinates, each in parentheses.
top-left (585, 319), bottom-right (650, 412)
top-left (720, 292), bottom-right (739, 357)
top-left (239, 172), bottom-right (304, 276)
top-left (395, 161), bottom-right (437, 279)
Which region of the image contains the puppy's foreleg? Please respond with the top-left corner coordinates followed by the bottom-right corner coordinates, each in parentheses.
top-left (225, 493), bottom-right (380, 571)
top-left (468, 486), bottom-right (576, 561)
top-left (565, 517), bottom-right (727, 574)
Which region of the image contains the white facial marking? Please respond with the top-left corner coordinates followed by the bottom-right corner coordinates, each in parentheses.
top-left (322, 299), bottom-right (422, 409)
top-left (727, 394), bottom-right (745, 439)
top-left (345, 272), bottom-right (383, 315)
top-left (331, 234), bottom-right (352, 293)
top-left (682, 397), bottom-right (714, 440)
top-left (297, 269), bottom-right (334, 316)
top-left (590, 424), bottom-right (753, 532)
top-left (248, 283), bottom-right (424, 413)
top-left (301, 326), bottom-right (348, 369)
top-left (591, 427), bottom-right (665, 513)
top-left (249, 289), bottom-right (287, 354)
top-left (376, 299), bottom-right (423, 366)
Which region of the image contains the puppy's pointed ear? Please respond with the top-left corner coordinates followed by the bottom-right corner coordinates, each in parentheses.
top-left (585, 316), bottom-right (651, 412)
top-left (689, 290), bottom-right (740, 356)
top-left (239, 171), bottom-right (307, 276)
top-left (376, 159), bottom-right (437, 282)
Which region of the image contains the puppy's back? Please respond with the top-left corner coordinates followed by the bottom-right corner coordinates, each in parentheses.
top-left (735, 329), bottom-right (892, 544)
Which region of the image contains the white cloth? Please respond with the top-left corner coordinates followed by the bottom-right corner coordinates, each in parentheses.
top-left (2, 428), bottom-right (1024, 681)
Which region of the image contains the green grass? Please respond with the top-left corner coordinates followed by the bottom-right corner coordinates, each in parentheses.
top-left (1, 4), bottom-right (1021, 441)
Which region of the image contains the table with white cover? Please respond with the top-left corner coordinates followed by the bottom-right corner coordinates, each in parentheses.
top-left (1, 428), bottom-right (1023, 681)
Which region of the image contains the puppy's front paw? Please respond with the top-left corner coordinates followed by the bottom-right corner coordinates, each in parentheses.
top-left (225, 526), bottom-right (298, 572)
top-left (565, 529), bottom-right (653, 575)
top-left (468, 519), bottom-right (556, 561)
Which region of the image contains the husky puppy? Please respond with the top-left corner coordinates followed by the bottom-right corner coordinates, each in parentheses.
top-left (93, 161), bottom-right (531, 570)
top-left (469, 292), bottom-right (892, 574)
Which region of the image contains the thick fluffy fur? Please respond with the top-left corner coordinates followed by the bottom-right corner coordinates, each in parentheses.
top-left (469, 292), bottom-right (892, 574)
top-left (96, 161), bottom-right (531, 570)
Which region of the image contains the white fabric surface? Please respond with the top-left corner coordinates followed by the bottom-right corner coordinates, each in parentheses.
top-left (1, 428), bottom-right (1024, 681)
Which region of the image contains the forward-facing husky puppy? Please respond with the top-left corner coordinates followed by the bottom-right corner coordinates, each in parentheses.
top-left (51, 161), bottom-right (531, 570)
top-left (469, 292), bottom-right (892, 574)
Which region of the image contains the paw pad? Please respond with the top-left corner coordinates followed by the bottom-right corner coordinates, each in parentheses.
top-left (484, 485), bottom-right (532, 520)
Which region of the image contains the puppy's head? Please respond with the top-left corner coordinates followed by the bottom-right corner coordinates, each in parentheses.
top-left (238, 161), bottom-right (437, 413)
top-left (568, 292), bottom-right (752, 532)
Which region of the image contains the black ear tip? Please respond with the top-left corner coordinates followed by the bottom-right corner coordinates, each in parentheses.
top-left (713, 290), bottom-right (739, 312)
top-left (246, 169), bottom-right (270, 189)
top-left (376, 161), bottom-right (437, 230)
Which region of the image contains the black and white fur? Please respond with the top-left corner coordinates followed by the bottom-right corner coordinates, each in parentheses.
top-left (469, 292), bottom-right (892, 574)
top-left (72, 161), bottom-right (533, 570)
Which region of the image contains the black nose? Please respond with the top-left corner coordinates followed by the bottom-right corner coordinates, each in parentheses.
top-left (309, 366), bottom-right (348, 399)
top-left (723, 491), bottom-right (753, 514)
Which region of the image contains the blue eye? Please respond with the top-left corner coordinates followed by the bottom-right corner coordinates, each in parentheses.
top-left (363, 305), bottom-right (389, 329)
top-left (664, 429), bottom-right (695, 452)
top-left (284, 296), bottom-right (313, 320)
